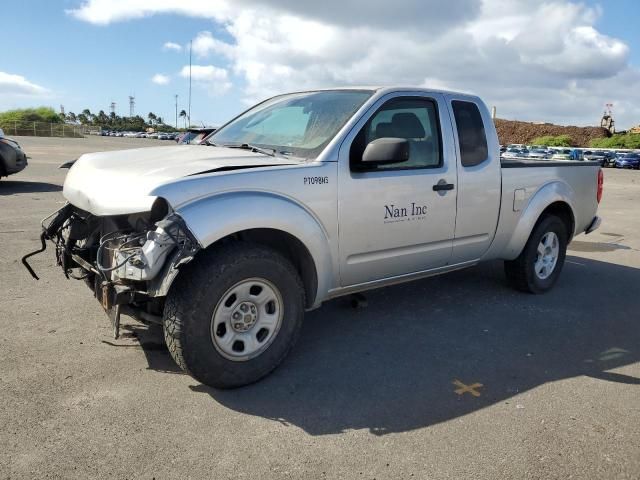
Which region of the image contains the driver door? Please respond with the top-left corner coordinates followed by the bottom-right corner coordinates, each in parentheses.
top-left (337, 92), bottom-right (458, 286)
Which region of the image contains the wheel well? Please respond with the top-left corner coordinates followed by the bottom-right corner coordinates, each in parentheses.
top-left (540, 201), bottom-right (575, 238)
top-left (208, 228), bottom-right (318, 309)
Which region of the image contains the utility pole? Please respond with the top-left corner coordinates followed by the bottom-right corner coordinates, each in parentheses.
top-left (188, 40), bottom-right (192, 128)
top-left (129, 95), bottom-right (135, 117)
top-left (175, 94), bottom-right (178, 128)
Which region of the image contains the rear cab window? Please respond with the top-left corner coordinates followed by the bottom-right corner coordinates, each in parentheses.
top-left (451, 100), bottom-right (488, 167)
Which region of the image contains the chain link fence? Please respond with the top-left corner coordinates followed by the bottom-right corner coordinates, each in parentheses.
top-left (0, 121), bottom-right (89, 138)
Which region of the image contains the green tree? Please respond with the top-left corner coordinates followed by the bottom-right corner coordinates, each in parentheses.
top-left (80, 109), bottom-right (95, 125)
top-left (0, 107), bottom-right (62, 124)
top-left (590, 134), bottom-right (640, 149)
top-left (96, 110), bottom-right (109, 126)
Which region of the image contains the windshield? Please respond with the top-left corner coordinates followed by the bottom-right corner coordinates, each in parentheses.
top-left (179, 131), bottom-right (208, 145)
top-left (208, 90), bottom-right (373, 159)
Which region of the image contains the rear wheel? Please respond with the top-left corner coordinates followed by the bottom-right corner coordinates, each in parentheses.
top-left (163, 242), bottom-right (305, 388)
top-left (504, 215), bottom-right (568, 294)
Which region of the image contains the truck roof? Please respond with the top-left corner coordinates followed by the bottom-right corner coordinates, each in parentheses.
top-left (282, 86), bottom-right (478, 99)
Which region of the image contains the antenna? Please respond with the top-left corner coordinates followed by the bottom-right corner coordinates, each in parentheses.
top-left (188, 40), bottom-right (192, 128)
top-left (129, 95), bottom-right (135, 117)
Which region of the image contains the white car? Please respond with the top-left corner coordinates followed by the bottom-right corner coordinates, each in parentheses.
top-left (527, 148), bottom-right (550, 160)
top-left (502, 148), bottom-right (527, 159)
top-left (550, 149), bottom-right (573, 161)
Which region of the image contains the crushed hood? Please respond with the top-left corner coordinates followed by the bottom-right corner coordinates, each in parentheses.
top-left (63, 145), bottom-right (298, 216)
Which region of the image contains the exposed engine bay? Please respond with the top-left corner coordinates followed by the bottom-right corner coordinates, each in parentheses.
top-left (22, 200), bottom-right (200, 338)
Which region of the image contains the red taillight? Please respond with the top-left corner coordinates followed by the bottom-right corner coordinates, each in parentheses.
top-left (597, 168), bottom-right (604, 204)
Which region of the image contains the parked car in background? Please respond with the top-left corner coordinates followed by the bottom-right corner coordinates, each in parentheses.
top-left (176, 127), bottom-right (217, 145)
top-left (550, 149), bottom-right (573, 161)
top-left (527, 148), bottom-right (550, 160)
top-left (0, 129), bottom-right (28, 178)
top-left (583, 150), bottom-right (607, 165)
top-left (615, 153), bottom-right (640, 169)
top-left (602, 151), bottom-right (617, 167)
top-left (501, 147), bottom-right (528, 159)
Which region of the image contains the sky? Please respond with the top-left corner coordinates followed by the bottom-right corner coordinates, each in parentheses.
top-left (1, 0), bottom-right (639, 129)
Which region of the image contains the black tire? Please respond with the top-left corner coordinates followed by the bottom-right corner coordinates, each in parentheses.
top-left (504, 215), bottom-right (568, 294)
top-left (163, 242), bottom-right (305, 388)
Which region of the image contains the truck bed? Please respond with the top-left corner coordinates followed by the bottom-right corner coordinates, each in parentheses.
top-left (501, 159), bottom-right (602, 168)
top-left (483, 160), bottom-right (601, 261)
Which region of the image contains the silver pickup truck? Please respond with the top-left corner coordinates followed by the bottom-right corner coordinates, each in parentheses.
top-left (24, 87), bottom-right (603, 388)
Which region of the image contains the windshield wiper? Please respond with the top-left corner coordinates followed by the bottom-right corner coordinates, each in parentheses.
top-left (223, 143), bottom-right (276, 157)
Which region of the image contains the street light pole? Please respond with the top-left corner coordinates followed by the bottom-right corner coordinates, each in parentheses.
top-left (175, 94), bottom-right (178, 128)
top-left (188, 40), bottom-right (192, 128)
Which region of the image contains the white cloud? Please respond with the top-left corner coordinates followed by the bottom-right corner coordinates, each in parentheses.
top-left (151, 73), bottom-right (171, 85)
top-left (163, 41), bottom-right (182, 52)
top-left (192, 31), bottom-right (234, 58)
top-left (179, 65), bottom-right (232, 94)
top-left (0, 71), bottom-right (49, 96)
top-left (68, 0), bottom-right (640, 128)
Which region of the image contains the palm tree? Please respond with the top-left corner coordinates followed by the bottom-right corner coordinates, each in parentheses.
top-left (179, 110), bottom-right (188, 128)
top-left (148, 112), bottom-right (157, 125)
top-left (81, 109), bottom-right (95, 125)
top-left (97, 110), bottom-right (109, 126)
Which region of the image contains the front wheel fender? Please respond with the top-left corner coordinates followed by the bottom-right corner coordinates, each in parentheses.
top-left (175, 191), bottom-right (334, 306)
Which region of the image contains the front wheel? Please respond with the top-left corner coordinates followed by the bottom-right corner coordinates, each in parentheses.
top-left (163, 242), bottom-right (305, 388)
top-left (504, 215), bottom-right (568, 294)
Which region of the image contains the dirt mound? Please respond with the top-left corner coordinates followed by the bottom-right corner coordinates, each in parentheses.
top-left (494, 119), bottom-right (610, 147)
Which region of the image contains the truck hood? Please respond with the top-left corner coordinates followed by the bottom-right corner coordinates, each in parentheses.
top-left (63, 145), bottom-right (299, 216)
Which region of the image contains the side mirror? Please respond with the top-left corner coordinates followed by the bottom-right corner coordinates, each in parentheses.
top-left (362, 138), bottom-right (409, 164)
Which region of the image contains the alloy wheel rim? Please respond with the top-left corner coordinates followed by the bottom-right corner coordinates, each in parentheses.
top-left (534, 232), bottom-right (560, 280)
top-left (210, 278), bottom-right (283, 361)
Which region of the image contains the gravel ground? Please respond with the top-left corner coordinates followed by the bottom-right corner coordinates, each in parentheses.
top-left (1, 136), bottom-right (639, 479)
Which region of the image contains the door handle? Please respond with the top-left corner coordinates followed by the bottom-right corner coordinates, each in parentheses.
top-left (433, 181), bottom-right (455, 191)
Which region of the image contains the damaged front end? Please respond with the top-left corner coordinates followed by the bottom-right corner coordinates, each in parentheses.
top-left (22, 200), bottom-right (200, 338)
